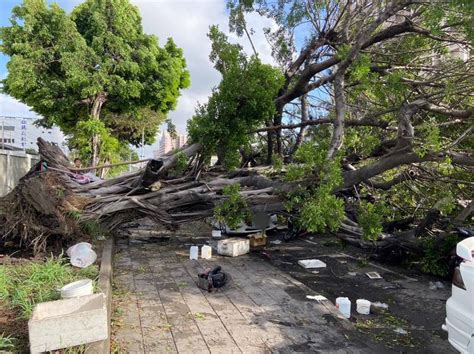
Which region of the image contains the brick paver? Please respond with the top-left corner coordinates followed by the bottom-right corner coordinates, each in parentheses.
top-left (112, 236), bottom-right (375, 353)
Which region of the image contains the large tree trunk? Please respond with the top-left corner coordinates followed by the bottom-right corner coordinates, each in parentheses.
top-left (0, 139), bottom-right (283, 254)
top-left (90, 92), bottom-right (108, 167)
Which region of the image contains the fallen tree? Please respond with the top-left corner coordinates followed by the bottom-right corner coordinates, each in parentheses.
top-left (0, 138), bottom-right (286, 253)
top-left (1, 137), bottom-right (471, 259)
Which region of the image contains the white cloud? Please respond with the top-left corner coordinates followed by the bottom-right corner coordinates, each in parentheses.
top-left (133, 0), bottom-right (276, 156)
top-left (0, 94), bottom-right (38, 118)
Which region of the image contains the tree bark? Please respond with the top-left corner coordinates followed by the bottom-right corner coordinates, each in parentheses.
top-left (327, 71), bottom-right (346, 159)
top-left (90, 92), bottom-right (108, 167)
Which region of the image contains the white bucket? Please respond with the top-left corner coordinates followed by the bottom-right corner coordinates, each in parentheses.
top-left (356, 299), bottom-right (371, 314)
top-left (335, 297), bottom-right (351, 318)
top-left (60, 279), bottom-right (93, 299)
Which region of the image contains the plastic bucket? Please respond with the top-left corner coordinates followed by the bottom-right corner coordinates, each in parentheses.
top-left (356, 299), bottom-right (371, 314)
top-left (60, 279), bottom-right (93, 299)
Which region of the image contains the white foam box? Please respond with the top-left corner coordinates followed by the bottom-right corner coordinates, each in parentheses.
top-left (29, 293), bottom-right (108, 354)
top-left (217, 238), bottom-right (250, 257)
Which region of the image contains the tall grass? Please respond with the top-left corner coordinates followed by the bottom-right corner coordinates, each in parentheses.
top-left (0, 256), bottom-right (98, 319)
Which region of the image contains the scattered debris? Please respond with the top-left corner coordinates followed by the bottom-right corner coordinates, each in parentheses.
top-left (356, 299), bottom-right (371, 315)
top-left (393, 327), bottom-right (408, 335)
top-left (366, 271), bottom-right (382, 279)
top-left (270, 240), bottom-right (282, 245)
top-left (306, 295), bottom-right (328, 302)
top-left (201, 245), bottom-right (212, 259)
top-left (29, 293), bottom-right (107, 353)
top-left (60, 279), bottom-right (93, 299)
top-left (383, 284), bottom-right (400, 290)
top-left (335, 297), bottom-right (351, 318)
top-left (249, 232), bottom-right (268, 248)
top-left (66, 242), bottom-right (97, 268)
top-left (197, 266), bottom-right (229, 292)
top-left (298, 259), bottom-right (327, 269)
top-left (429, 281), bottom-right (445, 290)
top-left (371, 302), bottom-right (389, 313)
top-left (190, 246), bottom-right (199, 260)
top-left (212, 230), bottom-right (222, 238)
top-left (311, 271), bottom-right (320, 274)
top-left (217, 238), bottom-right (249, 257)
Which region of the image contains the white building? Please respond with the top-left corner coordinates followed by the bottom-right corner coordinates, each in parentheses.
top-left (153, 131), bottom-right (188, 157)
top-left (0, 116), bottom-right (64, 151)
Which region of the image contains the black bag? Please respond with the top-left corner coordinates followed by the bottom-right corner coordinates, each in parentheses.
top-left (198, 266), bottom-right (228, 292)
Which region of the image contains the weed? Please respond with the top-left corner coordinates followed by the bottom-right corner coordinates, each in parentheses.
top-left (67, 210), bottom-right (82, 221)
top-left (194, 312), bottom-right (206, 320)
top-left (0, 256), bottom-right (98, 319)
top-left (0, 334), bottom-right (16, 350)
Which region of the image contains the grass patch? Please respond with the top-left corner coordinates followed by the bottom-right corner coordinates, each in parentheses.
top-left (0, 334), bottom-right (16, 351)
top-left (0, 255), bottom-right (99, 319)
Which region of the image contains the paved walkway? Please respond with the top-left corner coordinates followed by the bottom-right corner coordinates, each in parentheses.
top-left (112, 237), bottom-right (376, 353)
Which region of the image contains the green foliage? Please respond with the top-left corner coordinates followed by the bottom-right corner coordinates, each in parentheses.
top-left (271, 154), bottom-right (283, 172)
top-left (1, 0), bottom-right (189, 162)
top-left (188, 26), bottom-right (284, 170)
top-left (416, 118), bottom-right (441, 157)
top-left (420, 234), bottom-right (460, 276)
top-left (170, 151), bottom-right (188, 176)
top-left (285, 139), bottom-right (345, 233)
top-left (0, 334), bottom-right (16, 351)
top-left (0, 256), bottom-right (98, 318)
top-left (103, 108), bottom-right (166, 147)
top-left (214, 184), bottom-right (252, 229)
top-left (81, 220), bottom-right (104, 239)
top-left (358, 201), bottom-right (389, 242)
top-left (285, 140), bottom-right (329, 182)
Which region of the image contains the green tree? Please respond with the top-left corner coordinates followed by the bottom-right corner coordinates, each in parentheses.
top-left (187, 26), bottom-right (284, 169)
top-left (1, 0), bottom-right (189, 165)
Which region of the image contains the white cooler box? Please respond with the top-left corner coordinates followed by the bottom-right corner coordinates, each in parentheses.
top-left (217, 238), bottom-right (249, 257)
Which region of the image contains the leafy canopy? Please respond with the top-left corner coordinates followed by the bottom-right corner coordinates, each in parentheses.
top-left (0, 0), bottom-right (190, 161)
top-left (188, 26), bottom-right (284, 169)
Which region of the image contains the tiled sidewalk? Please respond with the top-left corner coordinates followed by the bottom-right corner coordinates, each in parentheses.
top-left (111, 237), bottom-right (374, 353)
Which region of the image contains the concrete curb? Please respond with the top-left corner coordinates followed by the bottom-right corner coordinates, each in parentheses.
top-left (86, 237), bottom-right (115, 354)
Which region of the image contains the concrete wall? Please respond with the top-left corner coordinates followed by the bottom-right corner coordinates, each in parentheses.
top-left (0, 150), bottom-right (39, 197)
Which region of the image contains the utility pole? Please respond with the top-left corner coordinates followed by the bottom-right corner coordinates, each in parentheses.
top-left (141, 128), bottom-right (145, 160)
top-left (1, 120), bottom-right (4, 150)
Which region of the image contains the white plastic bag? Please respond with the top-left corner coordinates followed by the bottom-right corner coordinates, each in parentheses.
top-left (66, 242), bottom-right (97, 268)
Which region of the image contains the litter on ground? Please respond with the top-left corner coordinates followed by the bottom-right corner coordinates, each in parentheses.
top-left (298, 259), bottom-right (327, 269)
top-left (366, 271), bottom-right (382, 279)
top-left (306, 295), bottom-right (328, 302)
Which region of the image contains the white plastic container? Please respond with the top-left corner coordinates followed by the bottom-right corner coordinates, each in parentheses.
top-left (66, 242), bottom-right (97, 268)
top-left (212, 230), bottom-right (222, 238)
top-left (190, 246), bottom-right (199, 260)
top-left (60, 279), bottom-right (93, 299)
top-left (356, 299), bottom-right (371, 315)
top-left (201, 245), bottom-right (212, 259)
top-left (217, 238), bottom-right (249, 257)
top-left (336, 297), bottom-right (351, 318)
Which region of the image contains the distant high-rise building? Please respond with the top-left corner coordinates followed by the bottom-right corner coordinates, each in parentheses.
top-left (153, 132), bottom-right (188, 157)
